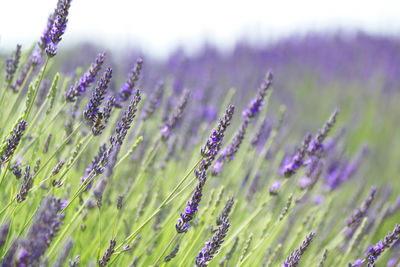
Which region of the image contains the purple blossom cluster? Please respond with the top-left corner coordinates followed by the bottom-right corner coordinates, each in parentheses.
top-left (116, 58), bottom-right (143, 107)
top-left (65, 52), bottom-right (106, 102)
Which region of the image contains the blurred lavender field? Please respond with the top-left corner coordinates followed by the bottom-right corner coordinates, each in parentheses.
top-left (1, 1), bottom-right (400, 265)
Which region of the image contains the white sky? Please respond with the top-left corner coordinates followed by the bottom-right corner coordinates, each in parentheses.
top-left (0, 0), bottom-right (400, 58)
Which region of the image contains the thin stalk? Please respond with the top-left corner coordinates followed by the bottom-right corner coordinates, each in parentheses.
top-left (153, 232), bottom-right (178, 266)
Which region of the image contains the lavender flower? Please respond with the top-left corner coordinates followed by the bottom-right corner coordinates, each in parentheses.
top-left (212, 72), bottom-right (273, 175)
top-left (46, 0), bottom-right (72, 56)
top-left (112, 90), bottom-right (141, 146)
top-left (65, 52), bottom-right (106, 102)
top-left (366, 224), bottom-right (400, 266)
top-left (38, 13), bottom-right (56, 50)
top-left (91, 95), bottom-right (115, 136)
top-left (195, 217), bottom-right (231, 266)
top-left (161, 89), bottom-right (190, 141)
top-left (16, 166), bottom-right (33, 203)
top-left (11, 162), bottom-right (22, 179)
top-left (0, 222), bottom-right (10, 251)
top-left (269, 180), bottom-right (281, 195)
top-left (52, 239), bottom-right (73, 267)
top-left (282, 232), bottom-right (315, 267)
top-left (81, 144), bottom-right (107, 189)
top-left (199, 104), bottom-right (235, 172)
top-left (176, 170), bottom-right (207, 233)
top-left (346, 187), bottom-right (376, 227)
top-left (216, 196), bottom-right (234, 226)
top-left (84, 68), bottom-right (113, 125)
top-left (164, 243), bottom-right (180, 262)
top-left (16, 196), bottom-right (65, 266)
top-left (283, 133), bottom-right (312, 177)
top-left (52, 160), bottom-right (65, 187)
top-left (142, 80), bottom-right (164, 121)
top-left (308, 108), bottom-right (339, 156)
top-left (242, 71), bottom-right (273, 121)
top-left (43, 133), bottom-right (53, 153)
top-left (12, 50), bottom-right (41, 92)
top-left (99, 238), bottom-right (116, 266)
top-left (219, 236), bottom-right (239, 266)
top-left (116, 58), bottom-right (143, 107)
top-left (176, 105), bottom-right (234, 234)
top-left (5, 44), bottom-right (22, 86)
top-left (0, 120), bottom-right (27, 165)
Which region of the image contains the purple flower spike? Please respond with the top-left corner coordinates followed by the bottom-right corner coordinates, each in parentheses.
top-left (84, 68), bottom-right (113, 125)
top-left (16, 196), bottom-right (65, 266)
top-left (195, 217), bottom-right (230, 267)
top-left (46, 0), bottom-right (72, 57)
top-left (5, 44), bottom-right (22, 86)
top-left (112, 90), bottom-right (141, 146)
top-left (283, 133), bottom-right (312, 178)
top-left (242, 71), bottom-right (273, 121)
top-left (0, 120), bottom-right (27, 165)
top-left (175, 105), bottom-right (235, 234)
top-left (91, 95), bottom-right (116, 136)
top-left (161, 89), bottom-right (190, 142)
top-left (116, 57), bottom-right (143, 107)
top-left (366, 224), bottom-right (400, 266)
top-left (176, 171), bottom-right (207, 233)
top-left (346, 187), bottom-right (376, 228)
top-left (142, 80), bottom-right (164, 121)
top-left (38, 13), bottom-right (56, 50)
top-left (66, 52), bottom-right (106, 102)
top-left (99, 238), bottom-right (116, 266)
top-left (308, 108), bottom-right (339, 156)
top-left (212, 72), bottom-right (273, 176)
top-left (269, 180), bottom-right (281, 195)
top-left (282, 232), bottom-right (315, 267)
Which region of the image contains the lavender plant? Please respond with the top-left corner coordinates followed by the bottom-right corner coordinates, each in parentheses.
top-left (0, 2), bottom-right (399, 267)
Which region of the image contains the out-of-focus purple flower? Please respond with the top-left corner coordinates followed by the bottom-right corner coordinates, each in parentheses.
top-left (161, 89), bottom-right (190, 142)
top-left (350, 259), bottom-right (363, 266)
top-left (269, 180), bottom-right (281, 195)
top-left (283, 133), bottom-right (312, 178)
top-left (308, 108), bottom-right (339, 156)
top-left (195, 217), bottom-right (230, 267)
top-left (65, 52), bottom-right (106, 102)
top-left (0, 120), bottom-right (27, 165)
top-left (282, 232), bottom-right (315, 267)
top-left (298, 177), bottom-right (312, 190)
top-left (11, 49), bottom-right (41, 92)
top-left (5, 44), bottom-right (22, 86)
top-left (346, 187), bottom-right (376, 228)
top-left (53, 239), bottom-right (73, 267)
top-left (16, 196), bottom-right (65, 266)
top-left (116, 58), bottom-right (143, 107)
top-left (242, 71), bottom-right (273, 121)
top-left (313, 195), bottom-right (324, 205)
top-left (0, 222), bottom-right (10, 251)
top-left (211, 72), bottom-right (273, 176)
top-left (84, 68), bottom-right (113, 126)
top-left (142, 80), bottom-right (164, 121)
